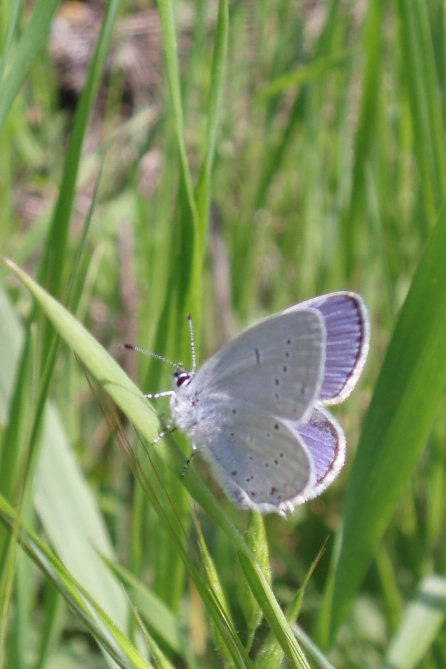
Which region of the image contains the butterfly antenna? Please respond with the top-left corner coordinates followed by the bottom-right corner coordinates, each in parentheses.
top-left (187, 314), bottom-right (196, 372)
top-left (121, 344), bottom-right (177, 369)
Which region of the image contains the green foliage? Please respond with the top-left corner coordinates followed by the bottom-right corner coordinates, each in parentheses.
top-left (2, 0), bottom-right (446, 667)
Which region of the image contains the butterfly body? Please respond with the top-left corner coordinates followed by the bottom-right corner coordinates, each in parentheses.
top-left (168, 292), bottom-right (369, 516)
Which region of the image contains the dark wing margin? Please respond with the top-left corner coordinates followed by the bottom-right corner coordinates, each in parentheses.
top-left (291, 406), bottom-right (346, 501)
top-left (196, 401), bottom-right (346, 515)
top-left (292, 292), bottom-right (370, 404)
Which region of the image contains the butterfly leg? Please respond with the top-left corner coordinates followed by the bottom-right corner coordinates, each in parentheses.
top-left (144, 390), bottom-right (175, 400)
top-left (151, 418), bottom-right (176, 446)
top-left (181, 446), bottom-right (197, 478)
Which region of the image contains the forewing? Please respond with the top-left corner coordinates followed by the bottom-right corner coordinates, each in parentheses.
top-left (194, 309), bottom-right (326, 422)
top-left (292, 405), bottom-right (346, 501)
top-left (286, 292), bottom-right (370, 404)
top-left (196, 400), bottom-right (316, 515)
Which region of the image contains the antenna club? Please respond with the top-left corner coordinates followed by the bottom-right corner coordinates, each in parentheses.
top-left (123, 343), bottom-right (178, 368)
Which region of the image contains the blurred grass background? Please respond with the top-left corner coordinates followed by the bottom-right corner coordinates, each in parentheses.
top-left (2, 0), bottom-right (446, 667)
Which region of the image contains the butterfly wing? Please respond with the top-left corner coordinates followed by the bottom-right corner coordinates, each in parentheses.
top-left (194, 399), bottom-right (317, 515)
top-left (285, 292), bottom-right (370, 404)
top-left (174, 292), bottom-right (368, 514)
top-left (193, 308), bottom-right (326, 422)
top-left (194, 401), bottom-right (346, 515)
top-left (293, 405), bottom-right (346, 500)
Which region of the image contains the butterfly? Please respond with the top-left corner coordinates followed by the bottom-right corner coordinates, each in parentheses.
top-left (135, 292), bottom-right (369, 516)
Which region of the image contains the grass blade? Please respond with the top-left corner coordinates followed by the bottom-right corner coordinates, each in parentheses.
top-left (0, 493), bottom-right (152, 669)
top-left (382, 575), bottom-right (446, 669)
top-left (320, 203), bottom-right (446, 641)
top-left (5, 259), bottom-right (314, 669)
top-left (0, 0), bottom-right (60, 132)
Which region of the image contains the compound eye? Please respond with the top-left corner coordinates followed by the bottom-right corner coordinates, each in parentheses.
top-left (174, 370), bottom-right (192, 388)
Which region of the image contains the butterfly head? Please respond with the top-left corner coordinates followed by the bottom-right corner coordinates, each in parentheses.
top-left (173, 367), bottom-right (194, 389)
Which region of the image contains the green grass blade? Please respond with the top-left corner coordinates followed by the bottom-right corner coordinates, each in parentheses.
top-left (195, 0), bottom-right (229, 249)
top-left (34, 583), bottom-right (65, 669)
top-left (0, 0), bottom-right (22, 87)
top-left (397, 0), bottom-right (446, 223)
top-left (6, 260), bottom-right (313, 669)
top-left (0, 493), bottom-right (153, 669)
top-left (382, 575), bottom-right (446, 669)
top-left (40, 0), bottom-right (123, 299)
top-left (155, 0), bottom-right (212, 351)
top-left (341, 0), bottom-right (385, 277)
top-left (237, 513), bottom-right (270, 649)
top-left (321, 203), bottom-right (446, 641)
top-left (0, 0), bottom-right (60, 133)
top-left (0, 283), bottom-right (130, 637)
top-left (35, 404), bottom-right (128, 629)
top-left (7, 261), bottom-right (255, 667)
top-left (257, 51), bottom-right (350, 98)
top-left (0, 285), bottom-right (23, 424)
top-left (292, 625), bottom-right (337, 669)
top-left (0, 6), bottom-right (126, 640)
top-left (238, 552), bottom-right (311, 669)
top-left (156, 0), bottom-right (197, 225)
top-left (118, 440), bottom-right (254, 668)
top-left (194, 520), bottom-right (235, 667)
top-left (102, 555), bottom-right (189, 657)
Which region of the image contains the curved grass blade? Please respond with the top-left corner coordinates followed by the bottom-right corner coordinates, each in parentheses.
top-left (0, 493), bottom-right (153, 669)
top-left (88, 372), bottom-right (254, 669)
top-left (0, 284), bottom-right (129, 637)
top-left (101, 556), bottom-right (187, 657)
top-left (5, 259), bottom-right (312, 669)
top-left (320, 204), bottom-right (446, 642)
